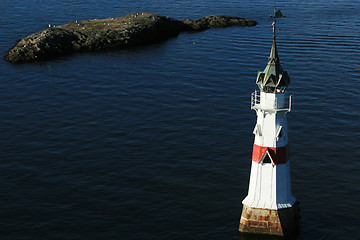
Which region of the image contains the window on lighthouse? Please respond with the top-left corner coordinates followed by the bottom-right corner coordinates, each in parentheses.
top-left (276, 126), bottom-right (283, 140)
top-left (260, 151), bottom-right (273, 165)
top-left (279, 130), bottom-right (284, 138)
top-left (263, 154), bottom-right (272, 164)
top-left (253, 124), bottom-right (262, 136)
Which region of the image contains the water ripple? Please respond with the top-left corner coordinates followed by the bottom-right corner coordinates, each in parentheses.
top-left (1, 0), bottom-right (360, 239)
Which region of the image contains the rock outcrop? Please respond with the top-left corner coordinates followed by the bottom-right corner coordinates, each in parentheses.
top-left (4, 13), bottom-right (257, 63)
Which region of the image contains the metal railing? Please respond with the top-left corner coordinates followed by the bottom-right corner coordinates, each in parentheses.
top-left (251, 91), bottom-right (260, 108)
top-left (251, 90), bottom-right (292, 112)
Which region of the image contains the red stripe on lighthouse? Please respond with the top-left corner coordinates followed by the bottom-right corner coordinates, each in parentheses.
top-left (252, 144), bottom-right (288, 165)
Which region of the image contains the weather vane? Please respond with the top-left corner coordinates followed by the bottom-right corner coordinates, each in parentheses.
top-left (270, 0), bottom-right (286, 37)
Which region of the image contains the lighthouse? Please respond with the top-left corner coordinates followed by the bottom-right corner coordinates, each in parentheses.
top-left (238, 11), bottom-right (299, 236)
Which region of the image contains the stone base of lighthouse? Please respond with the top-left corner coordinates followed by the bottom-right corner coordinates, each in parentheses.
top-left (239, 202), bottom-right (300, 236)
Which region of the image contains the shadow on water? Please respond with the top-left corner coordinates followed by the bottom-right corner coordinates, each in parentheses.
top-left (239, 232), bottom-right (299, 240)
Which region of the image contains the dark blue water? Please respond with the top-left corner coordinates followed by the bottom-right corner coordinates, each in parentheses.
top-left (1, 0), bottom-right (359, 239)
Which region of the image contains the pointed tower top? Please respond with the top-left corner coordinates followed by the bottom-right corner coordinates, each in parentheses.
top-left (256, 5), bottom-right (290, 94)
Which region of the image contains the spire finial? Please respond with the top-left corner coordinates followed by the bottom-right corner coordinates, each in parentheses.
top-left (272, 20), bottom-right (276, 38)
top-left (255, 1), bottom-right (289, 94)
top-left (272, 0), bottom-right (277, 39)
top-left (271, 0), bottom-right (285, 39)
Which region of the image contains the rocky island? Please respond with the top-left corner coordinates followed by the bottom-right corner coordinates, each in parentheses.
top-left (4, 13), bottom-right (257, 63)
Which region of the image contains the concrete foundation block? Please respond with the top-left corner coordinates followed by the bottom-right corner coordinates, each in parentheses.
top-left (239, 203), bottom-right (300, 237)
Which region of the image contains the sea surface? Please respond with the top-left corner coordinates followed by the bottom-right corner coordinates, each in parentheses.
top-left (0, 0), bottom-right (359, 239)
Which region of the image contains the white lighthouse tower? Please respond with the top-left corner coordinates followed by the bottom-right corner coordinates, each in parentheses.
top-left (239, 11), bottom-right (299, 236)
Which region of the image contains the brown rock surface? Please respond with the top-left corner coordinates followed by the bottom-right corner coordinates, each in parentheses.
top-left (4, 13), bottom-right (257, 63)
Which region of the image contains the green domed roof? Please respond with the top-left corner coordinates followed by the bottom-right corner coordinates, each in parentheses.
top-left (256, 35), bottom-right (290, 93)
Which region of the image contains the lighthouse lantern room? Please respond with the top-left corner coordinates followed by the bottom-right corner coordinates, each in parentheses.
top-left (238, 7), bottom-right (299, 237)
